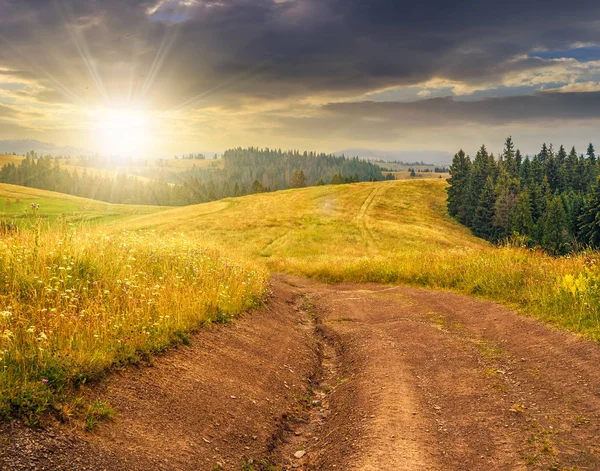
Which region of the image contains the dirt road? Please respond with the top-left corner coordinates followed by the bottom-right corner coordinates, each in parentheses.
top-left (2, 276), bottom-right (600, 470)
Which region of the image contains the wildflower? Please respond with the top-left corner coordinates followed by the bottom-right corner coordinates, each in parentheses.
top-left (41, 378), bottom-right (49, 383)
top-left (0, 311), bottom-right (11, 317)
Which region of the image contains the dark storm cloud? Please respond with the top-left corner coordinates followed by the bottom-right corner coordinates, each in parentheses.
top-left (2, 0), bottom-right (600, 111)
top-left (265, 91), bottom-right (600, 143)
top-left (323, 91), bottom-right (600, 126)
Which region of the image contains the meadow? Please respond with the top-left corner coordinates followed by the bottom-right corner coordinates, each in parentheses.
top-left (0, 185), bottom-right (267, 422)
top-left (2, 177), bottom-right (600, 422)
top-left (0, 183), bottom-right (166, 226)
top-left (125, 179), bottom-right (600, 343)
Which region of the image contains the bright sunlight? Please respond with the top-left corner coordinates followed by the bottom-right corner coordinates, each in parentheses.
top-left (90, 108), bottom-right (153, 157)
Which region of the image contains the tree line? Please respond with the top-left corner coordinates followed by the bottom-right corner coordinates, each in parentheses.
top-left (0, 148), bottom-right (389, 206)
top-left (447, 137), bottom-right (600, 254)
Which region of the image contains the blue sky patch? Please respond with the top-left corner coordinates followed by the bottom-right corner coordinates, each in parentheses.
top-left (530, 46), bottom-right (600, 62)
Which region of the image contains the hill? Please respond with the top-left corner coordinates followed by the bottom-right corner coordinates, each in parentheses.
top-left (126, 179), bottom-right (482, 257)
top-left (123, 179), bottom-right (600, 342)
top-left (0, 140), bottom-right (89, 157)
top-left (335, 148), bottom-right (453, 165)
top-left (0, 183), bottom-right (167, 224)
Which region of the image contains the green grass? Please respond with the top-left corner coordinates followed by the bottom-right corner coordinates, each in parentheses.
top-left (123, 179), bottom-right (600, 342)
top-left (3, 177), bottom-right (600, 424)
top-left (0, 183), bottom-right (167, 226)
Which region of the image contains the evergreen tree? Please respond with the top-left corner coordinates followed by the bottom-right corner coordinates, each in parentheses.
top-left (502, 136), bottom-right (518, 178)
top-left (466, 145), bottom-right (492, 225)
top-left (511, 189), bottom-right (534, 236)
top-left (289, 169), bottom-right (307, 188)
top-left (540, 195), bottom-right (568, 254)
top-left (587, 143), bottom-right (596, 165)
top-left (493, 185), bottom-right (517, 239)
top-left (447, 150), bottom-right (472, 224)
top-left (472, 177), bottom-right (496, 239)
top-left (579, 177), bottom-right (600, 248)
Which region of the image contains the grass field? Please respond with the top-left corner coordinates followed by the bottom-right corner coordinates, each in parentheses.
top-left (3, 178), bottom-right (600, 421)
top-left (385, 171), bottom-right (449, 180)
top-left (0, 154), bottom-right (24, 166)
top-left (123, 179), bottom-right (600, 343)
top-left (0, 229), bottom-right (267, 423)
top-left (0, 183), bottom-right (166, 226)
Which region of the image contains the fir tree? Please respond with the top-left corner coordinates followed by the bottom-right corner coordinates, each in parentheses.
top-left (511, 189), bottom-right (534, 236)
top-left (540, 195), bottom-right (568, 254)
top-left (472, 177), bottom-right (496, 239)
top-left (587, 143), bottom-right (596, 165)
top-left (447, 150), bottom-right (471, 224)
top-left (579, 177), bottom-right (600, 248)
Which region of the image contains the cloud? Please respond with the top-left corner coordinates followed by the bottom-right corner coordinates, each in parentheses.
top-left (3, 0), bottom-right (600, 152)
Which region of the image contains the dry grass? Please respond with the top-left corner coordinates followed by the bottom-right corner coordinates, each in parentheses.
top-left (0, 228), bottom-right (267, 421)
top-left (124, 179), bottom-right (600, 343)
top-left (3, 178), bottom-right (600, 421)
top-left (0, 154), bottom-right (24, 167)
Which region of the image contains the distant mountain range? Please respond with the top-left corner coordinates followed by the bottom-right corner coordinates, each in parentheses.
top-left (335, 148), bottom-right (453, 165)
top-left (0, 139), bottom-right (90, 157)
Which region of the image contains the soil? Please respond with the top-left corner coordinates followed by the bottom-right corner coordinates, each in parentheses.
top-left (2, 275), bottom-right (600, 470)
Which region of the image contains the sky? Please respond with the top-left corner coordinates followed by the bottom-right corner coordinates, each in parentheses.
top-left (2, 0), bottom-right (600, 157)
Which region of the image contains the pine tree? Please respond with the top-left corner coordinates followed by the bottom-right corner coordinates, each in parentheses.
top-left (290, 170), bottom-right (307, 188)
top-left (503, 136), bottom-right (518, 178)
top-left (511, 189), bottom-right (534, 236)
top-left (587, 143), bottom-right (596, 165)
top-left (545, 153), bottom-right (560, 192)
top-left (493, 185), bottom-right (517, 239)
top-left (540, 195), bottom-right (568, 254)
top-left (466, 145), bottom-right (493, 226)
top-left (579, 177), bottom-right (600, 248)
top-left (472, 177), bottom-right (496, 239)
top-left (538, 143), bottom-right (549, 164)
top-left (520, 155), bottom-right (531, 184)
top-left (447, 150), bottom-right (472, 224)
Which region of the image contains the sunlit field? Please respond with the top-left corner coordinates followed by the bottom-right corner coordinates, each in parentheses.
top-left (0, 229), bottom-right (267, 422)
top-left (125, 179), bottom-right (600, 343)
top-left (385, 171), bottom-right (450, 180)
top-left (3, 178), bottom-right (600, 423)
top-left (0, 154), bottom-right (24, 167)
top-left (0, 183), bottom-right (166, 225)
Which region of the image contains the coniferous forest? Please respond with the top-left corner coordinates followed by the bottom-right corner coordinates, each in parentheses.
top-left (0, 148), bottom-right (389, 207)
top-left (447, 137), bottom-right (600, 254)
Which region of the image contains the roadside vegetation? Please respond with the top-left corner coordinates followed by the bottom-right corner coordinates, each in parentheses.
top-left (3, 174), bottom-right (600, 424)
top-left (125, 179), bottom-right (600, 343)
top-left (0, 226), bottom-right (267, 423)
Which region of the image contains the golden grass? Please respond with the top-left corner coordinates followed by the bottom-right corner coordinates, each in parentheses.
top-left (0, 228), bottom-right (267, 421)
top-left (385, 171), bottom-right (450, 180)
top-left (3, 178), bottom-right (600, 420)
top-left (124, 179), bottom-right (600, 343)
top-left (0, 154), bottom-right (24, 167)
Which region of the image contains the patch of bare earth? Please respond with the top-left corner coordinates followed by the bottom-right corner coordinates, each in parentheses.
top-left (2, 276), bottom-right (600, 470)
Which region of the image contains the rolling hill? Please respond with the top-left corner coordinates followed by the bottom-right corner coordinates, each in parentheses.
top-left (119, 179), bottom-right (598, 342)
top-left (0, 183), bottom-right (167, 224)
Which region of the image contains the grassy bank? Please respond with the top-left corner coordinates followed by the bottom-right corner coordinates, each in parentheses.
top-left (0, 229), bottom-right (267, 422)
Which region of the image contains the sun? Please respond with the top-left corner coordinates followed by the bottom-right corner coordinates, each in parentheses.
top-left (90, 107), bottom-right (153, 157)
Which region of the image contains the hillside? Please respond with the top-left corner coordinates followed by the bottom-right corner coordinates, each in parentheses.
top-left (126, 179), bottom-right (482, 255)
top-left (3, 179), bottom-right (600, 471)
top-left (123, 179), bottom-right (600, 342)
top-left (0, 154), bottom-right (24, 166)
top-left (0, 183), bottom-right (167, 224)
